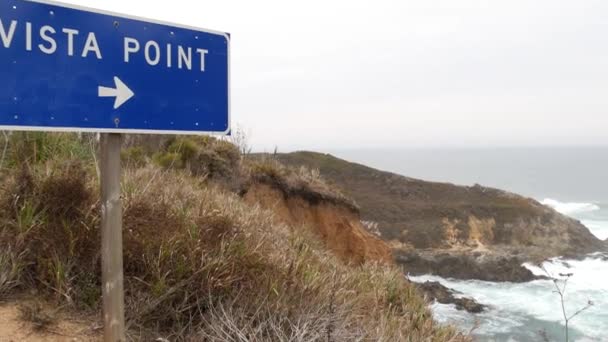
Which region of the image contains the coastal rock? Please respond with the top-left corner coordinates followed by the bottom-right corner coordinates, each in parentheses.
top-left (416, 281), bottom-right (486, 313)
top-left (397, 249), bottom-right (538, 282)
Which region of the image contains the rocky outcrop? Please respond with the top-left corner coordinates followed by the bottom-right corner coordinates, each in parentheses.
top-left (389, 186), bottom-right (605, 280)
top-left (397, 249), bottom-right (538, 282)
top-left (398, 186), bottom-right (604, 256)
top-left (243, 183), bottom-right (392, 264)
top-left (416, 281), bottom-right (486, 313)
top-left (272, 152), bottom-right (607, 282)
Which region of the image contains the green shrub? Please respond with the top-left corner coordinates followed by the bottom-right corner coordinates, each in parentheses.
top-left (152, 152), bottom-right (182, 169)
top-left (154, 136), bottom-right (241, 185)
top-left (167, 137), bottom-right (198, 162)
top-left (7, 132), bottom-right (94, 166)
top-left (121, 146), bottom-right (147, 168)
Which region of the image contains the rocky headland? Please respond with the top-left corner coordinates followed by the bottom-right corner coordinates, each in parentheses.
top-left (272, 151), bottom-right (607, 283)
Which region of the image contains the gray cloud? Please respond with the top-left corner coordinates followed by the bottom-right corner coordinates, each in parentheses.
top-left (69, 0), bottom-right (608, 150)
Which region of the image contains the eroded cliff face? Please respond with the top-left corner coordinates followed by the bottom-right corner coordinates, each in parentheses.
top-left (243, 183), bottom-right (392, 264)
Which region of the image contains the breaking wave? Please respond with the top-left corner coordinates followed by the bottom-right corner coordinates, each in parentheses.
top-left (541, 198), bottom-right (600, 216)
top-left (411, 254), bottom-right (608, 341)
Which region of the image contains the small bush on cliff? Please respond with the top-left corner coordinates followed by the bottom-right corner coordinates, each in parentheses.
top-left (0, 133), bottom-right (467, 341)
top-left (150, 136), bottom-right (241, 188)
top-left (246, 157), bottom-right (358, 211)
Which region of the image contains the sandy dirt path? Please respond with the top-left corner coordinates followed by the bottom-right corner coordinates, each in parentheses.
top-left (0, 301), bottom-right (100, 342)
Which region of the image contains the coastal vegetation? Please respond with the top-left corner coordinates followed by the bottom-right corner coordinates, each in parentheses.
top-left (0, 132), bottom-right (466, 341)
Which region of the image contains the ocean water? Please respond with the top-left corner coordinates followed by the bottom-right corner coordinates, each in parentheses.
top-left (330, 147), bottom-right (608, 342)
top-left (409, 207), bottom-right (608, 341)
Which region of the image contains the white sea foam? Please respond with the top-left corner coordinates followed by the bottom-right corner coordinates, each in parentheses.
top-left (411, 255), bottom-right (608, 341)
top-left (581, 220), bottom-right (608, 240)
top-left (539, 198), bottom-right (608, 240)
top-left (541, 198), bottom-right (600, 215)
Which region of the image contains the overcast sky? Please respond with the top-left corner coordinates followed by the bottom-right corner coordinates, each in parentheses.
top-left (66, 0), bottom-right (608, 151)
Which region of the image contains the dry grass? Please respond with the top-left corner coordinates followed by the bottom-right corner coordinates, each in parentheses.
top-left (0, 133), bottom-right (468, 341)
top-left (0, 159), bottom-right (100, 306)
top-left (246, 157), bottom-right (359, 212)
top-left (0, 246), bottom-right (26, 299)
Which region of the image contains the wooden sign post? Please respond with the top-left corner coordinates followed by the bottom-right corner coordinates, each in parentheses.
top-left (100, 133), bottom-right (126, 341)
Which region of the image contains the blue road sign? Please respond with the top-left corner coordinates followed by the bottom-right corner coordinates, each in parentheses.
top-left (0, 0), bottom-right (230, 134)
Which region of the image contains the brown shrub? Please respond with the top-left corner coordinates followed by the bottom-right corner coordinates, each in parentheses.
top-left (0, 159), bottom-right (99, 306)
top-left (39, 161), bottom-right (90, 220)
top-left (123, 198), bottom-right (179, 274)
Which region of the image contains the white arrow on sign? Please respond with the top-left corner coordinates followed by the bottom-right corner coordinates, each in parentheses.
top-left (98, 77), bottom-right (135, 109)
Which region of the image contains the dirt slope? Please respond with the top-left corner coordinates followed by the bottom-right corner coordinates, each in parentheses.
top-left (243, 183), bottom-right (392, 264)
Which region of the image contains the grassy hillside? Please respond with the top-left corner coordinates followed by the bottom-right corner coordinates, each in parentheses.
top-left (0, 133), bottom-right (466, 341)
